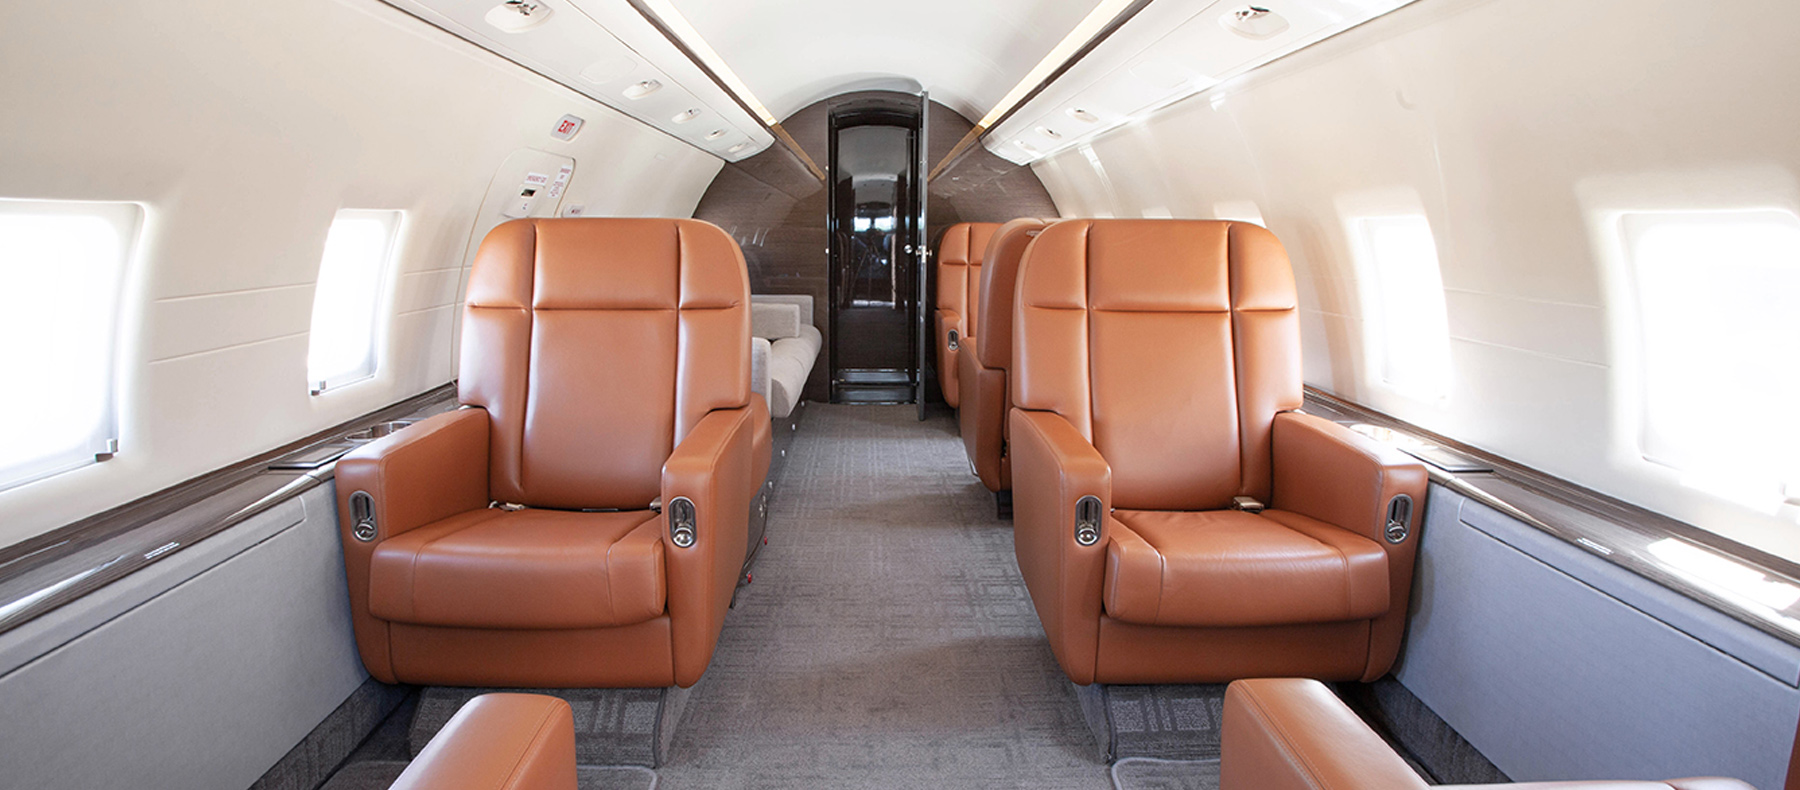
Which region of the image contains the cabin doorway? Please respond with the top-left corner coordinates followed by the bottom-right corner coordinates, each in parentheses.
top-left (827, 93), bottom-right (928, 410)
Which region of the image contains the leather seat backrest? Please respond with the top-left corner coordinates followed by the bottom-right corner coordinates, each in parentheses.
top-left (974, 218), bottom-right (1050, 371)
top-left (1013, 220), bottom-right (1301, 511)
top-left (937, 222), bottom-right (1001, 330)
top-left (460, 218), bottom-right (750, 510)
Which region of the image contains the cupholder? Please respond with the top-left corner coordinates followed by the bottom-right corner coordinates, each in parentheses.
top-left (345, 420), bottom-right (414, 442)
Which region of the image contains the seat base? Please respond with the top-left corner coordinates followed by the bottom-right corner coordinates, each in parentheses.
top-left (1093, 616), bottom-right (1374, 685)
top-left (387, 617), bottom-right (677, 688)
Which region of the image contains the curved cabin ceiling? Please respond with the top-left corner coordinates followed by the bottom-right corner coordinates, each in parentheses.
top-left (655, 0), bottom-right (1102, 123)
top-left (376, 0), bottom-right (1420, 167)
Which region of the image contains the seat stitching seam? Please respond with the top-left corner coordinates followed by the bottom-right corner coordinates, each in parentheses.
top-left (499, 703), bottom-right (560, 790)
top-left (1243, 687), bottom-right (1331, 790)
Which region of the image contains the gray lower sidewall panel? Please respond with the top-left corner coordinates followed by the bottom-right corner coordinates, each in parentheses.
top-left (1396, 485), bottom-right (1800, 790)
top-left (0, 483), bottom-right (368, 790)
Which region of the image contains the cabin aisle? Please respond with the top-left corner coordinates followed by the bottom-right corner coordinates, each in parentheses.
top-left (657, 404), bottom-right (1106, 788)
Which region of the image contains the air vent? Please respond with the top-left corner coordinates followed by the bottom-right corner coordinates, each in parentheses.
top-left (1037, 126), bottom-right (1063, 140)
top-left (484, 0), bottom-right (553, 33)
top-left (705, 129), bottom-right (727, 141)
top-left (622, 80), bottom-right (661, 100)
top-left (671, 108), bottom-right (702, 124)
top-left (1220, 5), bottom-right (1289, 39)
top-left (1014, 139), bottom-right (1039, 154)
top-left (726, 142), bottom-right (750, 154)
top-left (1066, 108), bottom-right (1100, 124)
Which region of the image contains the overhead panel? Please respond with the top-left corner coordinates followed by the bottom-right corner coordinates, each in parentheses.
top-left (379, 0), bottom-right (774, 161)
top-left (985, 0), bottom-right (1419, 165)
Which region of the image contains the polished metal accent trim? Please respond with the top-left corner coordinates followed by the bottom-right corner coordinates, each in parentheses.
top-left (947, 329), bottom-right (960, 352)
top-left (1230, 495), bottom-right (1265, 514)
top-left (1074, 495), bottom-right (1103, 547)
top-left (1385, 494), bottom-right (1413, 544)
top-left (349, 492), bottom-right (378, 542)
top-left (669, 496), bottom-right (697, 549)
top-left (1303, 386), bottom-right (1800, 648)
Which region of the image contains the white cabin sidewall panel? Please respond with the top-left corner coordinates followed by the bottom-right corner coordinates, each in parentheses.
top-left (1028, 0), bottom-right (1800, 560)
top-left (0, 0), bottom-right (723, 547)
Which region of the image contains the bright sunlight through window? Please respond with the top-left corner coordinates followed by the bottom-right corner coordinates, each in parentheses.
top-left (0, 200), bottom-right (140, 491)
top-left (307, 210), bottom-right (400, 394)
top-left (1622, 210), bottom-right (1800, 512)
top-left (1354, 215), bottom-right (1452, 402)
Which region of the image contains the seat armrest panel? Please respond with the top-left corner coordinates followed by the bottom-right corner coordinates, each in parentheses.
top-left (662, 405), bottom-right (755, 687)
top-left (1010, 408), bottom-right (1112, 684)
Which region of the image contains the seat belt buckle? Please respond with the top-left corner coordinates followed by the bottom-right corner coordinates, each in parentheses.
top-left (1230, 496), bottom-right (1265, 514)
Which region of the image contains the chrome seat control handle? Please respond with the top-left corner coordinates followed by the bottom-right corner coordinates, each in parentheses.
top-left (1074, 496), bottom-right (1102, 547)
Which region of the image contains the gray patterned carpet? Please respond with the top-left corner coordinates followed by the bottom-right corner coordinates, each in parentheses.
top-left (653, 404), bottom-right (1108, 788)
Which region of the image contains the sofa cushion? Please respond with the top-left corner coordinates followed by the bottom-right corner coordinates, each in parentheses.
top-left (768, 324), bottom-right (822, 418)
top-left (1105, 508), bottom-right (1389, 627)
top-left (370, 508), bottom-right (666, 629)
top-left (751, 302), bottom-right (803, 340)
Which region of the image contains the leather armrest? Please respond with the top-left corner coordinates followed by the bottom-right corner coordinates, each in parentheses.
top-left (1221, 678), bottom-right (1427, 790)
top-left (662, 405), bottom-right (755, 687)
top-left (1271, 411), bottom-right (1427, 545)
top-left (1271, 410), bottom-right (1428, 678)
top-left (335, 408), bottom-right (491, 543)
top-left (1009, 408), bottom-right (1111, 684)
top-left (957, 340), bottom-right (1009, 491)
top-left (334, 408), bottom-right (491, 683)
top-left (392, 693), bottom-right (576, 790)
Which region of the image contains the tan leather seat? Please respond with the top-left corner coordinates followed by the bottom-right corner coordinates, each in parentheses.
top-left (957, 219), bottom-right (1048, 494)
top-left (392, 693), bottom-right (576, 790)
top-left (1010, 219), bottom-right (1428, 685)
top-left (934, 222), bottom-right (1000, 407)
top-left (1222, 679), bottom-right (1754, 790)
top-left (336, 218), bottom-right (757, 688)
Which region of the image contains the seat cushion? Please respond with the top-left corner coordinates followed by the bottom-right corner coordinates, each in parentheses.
top-left (1105, 509), bottom-right (1388, 627)
top-left (370, 508), bottom-right (666, 629)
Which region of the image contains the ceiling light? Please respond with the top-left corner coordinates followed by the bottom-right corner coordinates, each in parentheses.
top-left (1014, 140), bottom-right (1039, 153)
top-left (1066, 108), bottom-right (1100, 123)
top-left (484, 0), bottom-right (553, 34)
top-left (1037, 126), bottom-right (1063, 140)
top-left (622, 80), bottom-right (661, 100)
top-left (705, 129), bottom-right (727, 141)
top-left (671, 108), bottom-right (703, 124)
top-left (726, 142), bottom-right (750, 154)
top-left (1220, 5), bottom-right (1290, 39)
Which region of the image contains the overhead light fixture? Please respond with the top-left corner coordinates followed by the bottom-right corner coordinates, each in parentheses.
top-left (671, 108), bottom-right (703, 124)
top-left (484, 0), bottom-right (553, 34)
top-left (622, 80), bottom-right (661, 100)
top-left (1066, 108), bottom-right (1100, 123)
top-left (704, 129), bottom-right (727, 141)
top-left (1220, 5), bottom-right (1289, 39)
top-left (1014, 140), bottom-right (1039, 154)
top-left (726, 142), bottom-right (750, 154)
top-left (633, 0), bottom-right (778, 127)
top-left (1037, 126), bottom-right (1063, 140)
